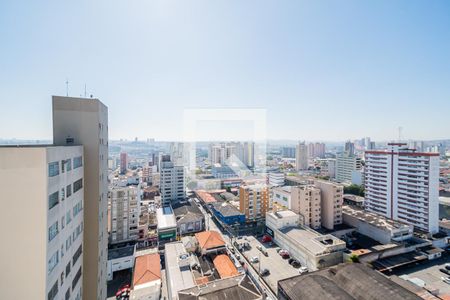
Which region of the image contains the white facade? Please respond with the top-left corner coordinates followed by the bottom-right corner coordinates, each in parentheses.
top-left (53, 96), bottom-right (109, 300)
top-left (160, 160), bottom-right (185, 205)
top-left (110, 186), bottom-right (140, 243)
top-left (0, 146), bottom-right (84, 300)
top-left (295, 142), bottom-right (308, 171)
top-left (335, 153), bottom-right (362, 183)
top-left (365, 143), bottom-right (440, 233)
top-left (272, 186), bottom-right (292, 209)
top-left (268, 172), bottom-right (285, 186)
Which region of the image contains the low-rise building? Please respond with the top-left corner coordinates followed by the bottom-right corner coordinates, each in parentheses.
top-left (172, 200), bottom-right (205, 236)
top-left (131, 253), bottom-right (161, 300)
top-left (342, 205), bottom-right (413, 244)
top-left (278, 263), bottom-right (422, 300)
top-left (157, 206), bottom-right (177, 245)
top-left (195, 230), bottom-right (226, 255)
top-left (107, 245), bottom-right (136, 281)
top-left (266, 211), bottom-right (346, 271)
top-left (211, 201), bottom-right (246, 225)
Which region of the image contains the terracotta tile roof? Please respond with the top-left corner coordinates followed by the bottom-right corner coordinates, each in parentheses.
top-left (132, 253), bottom-right (161, 287)
top-left (195, 231), bottom-right (225, 250)
top-left (196, 190), bottom-right (217, 203)
top-left (213, 254), bottom-right (239, 279)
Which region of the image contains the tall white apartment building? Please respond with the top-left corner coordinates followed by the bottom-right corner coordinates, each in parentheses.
top-left (53, 96), bottom-right (108, 300)
top-left (0, 146), bottom-right (84, 300)
top-left (109, 186), bottom-right (139, 243)
top-left (365, 143), bottom-right (440, 233)
top-left (209, 142), bottom-right (255, 168)
top-left (335, 153), bottom-right (362, 183)
top-left (295, 142), bottom-right (308, 171)
top-left (160, 156), bottom-right (185, 206)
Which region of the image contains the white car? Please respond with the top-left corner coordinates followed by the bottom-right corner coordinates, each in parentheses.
top-left (250, 256), bottom-right (259, 263)
top-left (442, 277), bottom-right (450, 285)
top-left (298, 266), bottom-right (309, 274)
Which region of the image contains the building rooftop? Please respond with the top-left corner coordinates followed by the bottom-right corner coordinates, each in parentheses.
top-left (132, 253), bottom-right (161, 287)
top-left (343, 194), bottom-right (365, 203)
top-left (108, 245), bottom-right (135, 260)
top-left (196, 190), bottom-right (217, 203)
top-left (157, 206), bottom-right (177, 230)
top-left (343, 205), bottom-right (412, 232)
top-left (195, 231), bottom-right (226, 251)
top-left (213, 254), bottom-right (239, 279)
top-left (212, 202), bottom-right (242, 217)
top-left (165, 242), bottom-right (196, 294)
top-left (278, 263), bottom-right (422, 300)
top-left (173, 199), bottom-right (203, 218)
top-left (178, 274), bottom-right (261, 300)
top-left (279, 226), bottom-right (346, 256)
top-left (270, 210), bottom-right (299, 219)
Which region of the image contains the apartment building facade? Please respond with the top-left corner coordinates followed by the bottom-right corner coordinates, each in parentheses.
top-left (295, 142), bottom-right (308, 171)
top-left (53, 96), bottom-right (109, 300)
top-left (365, 143), bottom-right (440, 233)
top-left (290, 186), bottom-right (322, 229)
top-left (109, 186), bottom-right (139, 243)
top-left (239, 184), bottom-right (272, 221)
top-left (0, 146), bottom-right (84, 300)
top-left (314, 180), bottom-right (344, 230)
top-left (335, 152), bottom-right (362, 183)
top-left (160, 157), bottom-right (185, 206)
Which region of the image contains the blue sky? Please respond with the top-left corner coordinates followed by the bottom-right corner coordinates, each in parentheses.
top-left (1, 1), bottom-right (449, 141)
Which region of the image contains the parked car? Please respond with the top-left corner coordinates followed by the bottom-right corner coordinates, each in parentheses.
top-left (298, 266), bottom-right (309, 274)
top-left (440, 268), bottom-right (450, 276)
top-left (279, 249), bottom-right (290, 259)
top-left (290, 259), bottom-right (301, 268)
top-left (250, 256), bottom-right (259, 263)
top-left (262, 235), bottom-right (272, 243)
top-left (442, 277), bottom-right (450, 285)
top-left (260, 268), bottom-right (270, 276)
top-left (116, 284), bottom-right (130, 299)
top-left (445, 263), bottom-right (450, 270)
top-left (257, 245), bottom-right (268, 256)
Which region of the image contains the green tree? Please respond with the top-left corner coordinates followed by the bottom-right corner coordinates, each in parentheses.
top-left (344, 184), bottom-right (365, 196)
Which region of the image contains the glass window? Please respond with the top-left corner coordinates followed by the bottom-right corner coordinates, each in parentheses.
top-left (48, 221), bottom-right (59, 242)
top-left (49, 191), bottom-right (59, 210)
top-left (72, 245), bottom-right (82, 265)
top-left (73, 156), bottom-right (82, 169)
top-left (48, 280), bottom-right (58, 300)
top-left (73, 178), bottom-right (83, 193)
top-left (48, 250), bottom-right (59, 274)
top-left (48, 162), bottom-right (59, 177)
top-left (66, 185), bottom-right (72, 198)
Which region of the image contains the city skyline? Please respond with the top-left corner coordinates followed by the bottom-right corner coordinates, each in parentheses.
top-left (1, 1), bottom-right (450, 141)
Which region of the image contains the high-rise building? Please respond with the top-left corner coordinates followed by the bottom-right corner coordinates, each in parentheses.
top-left (295, 142), bottom-right (308, 171)
top-left (209, 142), bottom-right (254, 168)
top-left (335, 153), bottom-right (362, 183)
top-left (314, 180), bottom-right (344, 230)
top-left (365, 143), bottom-right (439, 233)
top-left (160, 156), bottom-right (185, 206)
top-left (0, 146), bottom-right (85, 300)
top-left (326, 158), bottom-right (336, 178)
top-left (307, 142), bottom-right (326, 159)
top-left (290, 185), bottom-right (322, 229)
top-left (344, 141), bottom-right (355, 156)
top-left (239, 184), bottom-right (272, 221)
top-left (109, 186), bottom-right (139, 244)
top-left (53, 96), bottom-right (108, 300)
top-left (120, 152), bottom-right (128, 174)
top-left (281, 146), bottom-right (296, 158)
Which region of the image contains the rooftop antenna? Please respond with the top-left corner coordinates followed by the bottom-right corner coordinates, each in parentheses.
top-left (84, 84), bottom-right (87, 98)
top-left (65, 79), bottom-right (69, 96)
top-left (398, 126), bottom-right (403, 142)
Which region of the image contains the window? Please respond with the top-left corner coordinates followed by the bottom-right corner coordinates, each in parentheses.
top-left (73, 201), bottom-right (83, 217)
top-left (73, 179), bottom-right (83, 193)
top-left (49, 191), bottom-right (59, 210)
top-left (72, 245), bottom-right (82, 265)
top-left (66, 211), bottom-right (72, 225)
top-left (61, 216), bottom-right (65, 229)
top-left (48, 221), bottom-right (59, 242)
top-left (65, 262), bottom-right (71, 278)
top-left (48, 280), bottom-right (58, 300)
top-left (65, 288), bottom-right (70, 300)
top-left (48, 250), bottom-right (59, 274)
top-left (73, 156), bottom-right (82, 169)
top-left (61, 188), bottom-right (65, 201)
top-left (66, 184), bottom-right (72, 198)
top-left (48, 162), bottom-right (59, 177)
top-left (62, 159), bottom-right (72, 172)
top-left (72, 267), bottom-right (82, 289)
